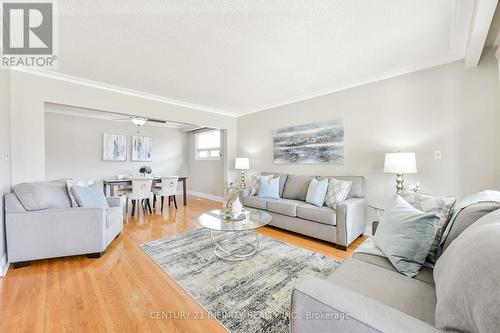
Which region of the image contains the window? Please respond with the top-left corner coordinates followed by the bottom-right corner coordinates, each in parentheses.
top-left (195, 130), bottom-right (221, 160)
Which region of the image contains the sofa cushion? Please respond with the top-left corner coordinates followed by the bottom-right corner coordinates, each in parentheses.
top-left (243, 196), bottom-right (274, 210)
top-left (334, 176), bottom-right (365, 199)
top-left (328, 257), bottom-right (437, 325)
top-left (296, 203), bottom-right (336, 226)
top-left (441, 202), bottom-right (500, 252)
top-left (373, 196), bottom-right (440, 277)
top-left (261, 172), bottom-right (288, 198)
top-left (434, 209), bottom-right (500, 333)
top-left (282, 175), bottom-right (314, 201)
top-left (401, 191), bottom-right (456, 265)
top-left (353, 252), bottom-right (434, 285)
top-left (13, 179), bottom-right (72, 211)
top-left (266, 199), bottom-right (303, 217)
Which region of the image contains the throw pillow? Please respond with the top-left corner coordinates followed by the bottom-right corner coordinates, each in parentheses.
top-left (373, 195), bottom-right (440, 277)
top-left (71, 183), bottom-right (109, 209)
top-left (305, 178), bottom-right (329, 207)
top-left (400, 191), bottom-right (456, 264)
top-left (282, 175), bottom-right (315, 201)
top-left (434, 209), bottom-right (500, 333)
top-left (257, 175), bottom-right (280, 199)
top-left (324, 178), bottom-right (352, 209)
top-left (66, 179), bottom-right (95, 207)
top-left (249, 174), bottom-right (262, 196)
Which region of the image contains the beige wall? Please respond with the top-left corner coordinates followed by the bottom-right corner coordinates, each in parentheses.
top-left (0, 70), bottom-right (11, 275)
top-left (187, 131), bottom-right (226, 198)
top-left (237, 48), bottom-right (500, 212)
top-left (9, 70), bottom-right (238, 186)
top-left (45, 112), bottom-right (189, 181)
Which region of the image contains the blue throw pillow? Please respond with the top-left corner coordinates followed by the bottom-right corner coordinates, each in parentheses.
top-left (258, 175), bottom-right (280, 199)
top-left (71, 184), bottom-right (110, 209)
top-left (305, 178), bottom-right (329, 207)
top-left (373, 195), bottom-right (440, 277)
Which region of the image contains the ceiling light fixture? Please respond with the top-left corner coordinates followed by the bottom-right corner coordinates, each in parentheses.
top-left (130, 117), bottom-right (148, 126)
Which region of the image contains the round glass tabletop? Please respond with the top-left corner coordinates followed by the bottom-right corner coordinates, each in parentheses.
top-left (198, 208), bottom-right (272, 231)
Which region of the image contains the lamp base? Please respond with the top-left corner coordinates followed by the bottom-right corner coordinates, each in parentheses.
top-left (240, 170), bottom-right (246, 187)
top-left (396, 174), bottom-right (404, 194)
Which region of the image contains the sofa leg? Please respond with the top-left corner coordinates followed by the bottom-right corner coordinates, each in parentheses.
top-left (13, 261), bottom-right (32, 269)
top-left (87, 252), bottom-right (105, 258)
top-left (336, 245), bottom-right (348, 251)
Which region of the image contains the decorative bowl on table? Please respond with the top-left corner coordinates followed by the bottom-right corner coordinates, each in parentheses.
top-left (221, 209), bottom-right (247, 222)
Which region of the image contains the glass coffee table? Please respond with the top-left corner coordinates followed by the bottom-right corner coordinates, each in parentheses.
top-left (198, 208), bottom-right (272, 261)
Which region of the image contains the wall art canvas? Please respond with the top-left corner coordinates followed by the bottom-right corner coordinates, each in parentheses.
top-left (273, 120), bottom-right (344, 164)
top-left (132, 135), bottom-right (153, 162)
top-left (102, 133), bottom-right (127, 161)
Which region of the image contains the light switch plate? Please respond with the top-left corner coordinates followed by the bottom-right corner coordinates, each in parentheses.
top-left (434, 150), bottom-right (442, 160)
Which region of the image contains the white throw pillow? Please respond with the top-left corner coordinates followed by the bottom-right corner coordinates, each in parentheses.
top-left (305, 178), bottom-right (329, 207)
top-left (66, 179), bottom-right (95, 207)
top-left (324, 178), bottom-right (352, 209)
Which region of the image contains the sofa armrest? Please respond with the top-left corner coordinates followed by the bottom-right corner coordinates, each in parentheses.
top-left (291, 276), bottom-right (442, 333)
top-left (6, 207), bottom-right (107, 262)
top-left (336, 198), bottom-right (367, 247)
top-left (106, 196), bottom-right (121, 208)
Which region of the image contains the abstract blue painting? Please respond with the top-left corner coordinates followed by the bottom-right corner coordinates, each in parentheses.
top-left (102, 133), bottom-right (127, 161)
top-left (132, 135), bottom-right (153, 162)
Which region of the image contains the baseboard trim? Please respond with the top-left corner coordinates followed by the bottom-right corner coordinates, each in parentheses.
top-left (0, 253), bottom-right (9, 277)
top-left (188, 191), bottom-right (224, 203)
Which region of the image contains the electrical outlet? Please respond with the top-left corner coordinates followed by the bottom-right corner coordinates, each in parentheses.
top-left (434, 150), bottom-right (442, 160)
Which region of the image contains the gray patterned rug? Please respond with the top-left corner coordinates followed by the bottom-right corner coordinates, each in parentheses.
top-left (140, 228), bottom-right (341, 333)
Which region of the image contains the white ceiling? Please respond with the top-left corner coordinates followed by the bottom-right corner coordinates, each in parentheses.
top-left (49, 0), bottom-right (480, 116)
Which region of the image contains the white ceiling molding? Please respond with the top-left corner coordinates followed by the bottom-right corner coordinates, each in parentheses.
top-left (10, 68), bottom-right (239, 117)
top-left (465, 0), bottom-right (499, 68)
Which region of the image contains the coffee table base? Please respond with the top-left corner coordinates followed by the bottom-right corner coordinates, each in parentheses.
top-left (210, 230), bottom-right (259, 261)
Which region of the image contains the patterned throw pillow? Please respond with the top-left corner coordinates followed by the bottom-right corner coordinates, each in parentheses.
top-left (249, 173), bottom-right (263, 196)
top-left (400, 191), bottom-right (456, 265)
top-left (325, 178), bottom-right (352, 209)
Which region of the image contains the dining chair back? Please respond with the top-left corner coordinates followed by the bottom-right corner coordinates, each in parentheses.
top-left (130, 178), bottom-right (153, 199)
top-left (160, 177), bottom-right (179, 196)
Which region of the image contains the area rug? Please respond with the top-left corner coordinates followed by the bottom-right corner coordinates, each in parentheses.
top-left (140, 228), bottom-right (341, 333)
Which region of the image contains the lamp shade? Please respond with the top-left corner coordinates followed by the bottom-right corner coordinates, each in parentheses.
top-left (235, 157), bottom-right (250, 170)
top-left (384, 152), bottom-right (417, 174)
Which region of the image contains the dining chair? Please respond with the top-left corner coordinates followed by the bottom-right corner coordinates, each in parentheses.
top-left (126, 178), bottom-right (153, 217)
top-left (152, 176), bottom-right (179, 210)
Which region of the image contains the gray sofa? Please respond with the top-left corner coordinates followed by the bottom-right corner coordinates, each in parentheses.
top-left (291, 201), bottom-right (500, 333)
top-left (4, 179), bottom-right (123, 268)
top-left (243, 173), bottom-right (366, 250)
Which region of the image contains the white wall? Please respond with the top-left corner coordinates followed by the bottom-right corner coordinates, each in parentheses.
top-left (187, 132), bottom-right (225, 199)
top-left (0, 70), bottom-right (12, 276)
top-left (9, 70), bottom-right (238, 186)
top-left (237, 48), bottom-right (500, 211)
top-left (45, 112), bottom-right (188, 180)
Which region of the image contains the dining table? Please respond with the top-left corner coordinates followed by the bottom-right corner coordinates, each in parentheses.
top-left (103, 176), bottom-right (189, 206)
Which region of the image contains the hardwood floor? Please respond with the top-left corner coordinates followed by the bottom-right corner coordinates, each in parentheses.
top-left (0, 196), bottom-right (366, 333)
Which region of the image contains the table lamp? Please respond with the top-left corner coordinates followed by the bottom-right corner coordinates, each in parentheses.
top-left (235, 157), bottom-right (250, 187)
top-left (384, 152), bottom-right (417, 194)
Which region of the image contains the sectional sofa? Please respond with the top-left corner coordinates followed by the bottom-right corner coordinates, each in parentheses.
top-left (290, 198), bottom-right (500, 333)
top-left (243, 172), bottom-right (367, 250)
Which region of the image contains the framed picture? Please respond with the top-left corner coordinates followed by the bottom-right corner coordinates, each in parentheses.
top-left (132, 135), bottom-right (153, 161)
top-left (273, 120), bottom-right (344, 164)
top-left (102, 133), bottom-right (127, 161)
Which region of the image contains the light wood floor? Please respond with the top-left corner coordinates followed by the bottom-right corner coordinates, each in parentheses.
top-left (0, 196), bottom-right (366, 333)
